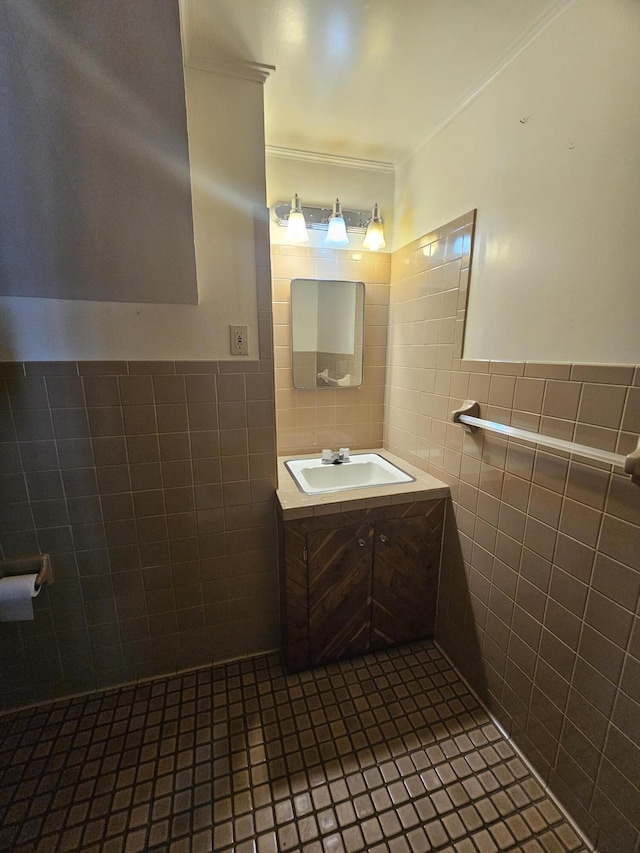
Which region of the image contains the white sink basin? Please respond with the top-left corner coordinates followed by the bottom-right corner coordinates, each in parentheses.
top-left (284, 453), bottom-right (415, 495)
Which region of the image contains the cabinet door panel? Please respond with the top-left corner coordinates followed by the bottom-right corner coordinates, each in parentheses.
top-left (308, 524), bottom-right (372, 667)
top-left (371, 513), bottom-right (440, 649)
top-left (279, 515), bottom-right (311, 672)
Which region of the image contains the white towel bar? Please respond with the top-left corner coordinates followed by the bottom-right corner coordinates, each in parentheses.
top-left (452, 400), bottom-right (640, 486)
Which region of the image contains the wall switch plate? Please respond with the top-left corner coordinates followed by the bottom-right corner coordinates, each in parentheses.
top-left (229, 325), bottom-right (248, 356)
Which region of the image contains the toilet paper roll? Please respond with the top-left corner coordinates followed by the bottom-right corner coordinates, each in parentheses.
top-left (0, 574), bottom-right (41, 622)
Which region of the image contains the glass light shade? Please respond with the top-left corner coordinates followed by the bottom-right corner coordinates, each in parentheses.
top-left (325, 216), bottom-right (348, 246)
top-left (363, 219), bottom-right (386, 250)
top-left (285, 193), bottom-right (309, 243)
top-left (362, 203), bottom-right (386, 250)
top-left (287, 210), bottom-right (308, 243)
top-left (325, 198), bottom-right (349, 247)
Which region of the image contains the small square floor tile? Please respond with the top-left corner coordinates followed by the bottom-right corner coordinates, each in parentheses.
top-left (0, 640), bottom-right (590, 853)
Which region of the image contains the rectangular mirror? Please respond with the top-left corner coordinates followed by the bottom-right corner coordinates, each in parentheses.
top-left (291, 279), bottom-right (365, 389)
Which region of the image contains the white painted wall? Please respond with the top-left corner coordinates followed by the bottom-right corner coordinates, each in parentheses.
top-left (266, 153), bottom-right (395, 252)
top-left (394, 0), bottom-right (640, 364)
top-left (0, 65), bottom-right (265, 361)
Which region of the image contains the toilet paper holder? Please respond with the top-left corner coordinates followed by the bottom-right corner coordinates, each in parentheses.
top-left (0, 554), bottom-right (54, 589)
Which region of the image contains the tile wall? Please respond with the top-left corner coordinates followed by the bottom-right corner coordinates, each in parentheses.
top-left (0, 213), bottom-right (279, 712)
top-left (271, 245), bottom-right (390, 456)
top-left (384, 214), bottom-right (640, 852)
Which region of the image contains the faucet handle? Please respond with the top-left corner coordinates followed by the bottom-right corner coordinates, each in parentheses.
top-left (339, 447), bottom-right (350, 461)
top-left (321, 449), bottom-right (333, 461)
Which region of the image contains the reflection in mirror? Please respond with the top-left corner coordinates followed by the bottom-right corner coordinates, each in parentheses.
top-left (291, 279), bottom-right (365, 389)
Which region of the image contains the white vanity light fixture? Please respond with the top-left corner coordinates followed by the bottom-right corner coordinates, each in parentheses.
top-left (325, 198), bottom-right (349, 247)
top-left (362, 202), bottom-right (386, 250)
top-left (285, 193), bottom-right (309, 243)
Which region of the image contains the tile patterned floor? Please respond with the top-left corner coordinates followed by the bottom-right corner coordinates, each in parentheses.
top-left (0, 641), bottom-right (589, 853)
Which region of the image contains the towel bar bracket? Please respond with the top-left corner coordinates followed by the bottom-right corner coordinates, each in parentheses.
top-left (452, 400), bottom-right (480, 432)
top-left (624, 437), bottom-right (640, 486)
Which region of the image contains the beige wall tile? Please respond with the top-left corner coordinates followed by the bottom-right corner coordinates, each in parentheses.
top-left (272, 247), bottom-right (390, 455)
top-left (565, 462), bottom-right (610, 511)
top-left (543, 381), bottom-right (581, 421)
top-left (599, 515), bottom-right (640, 571)
top-left (528, 485), bottom-right (563, 527)
top-left (570, 364), bottom-right (635, 385)
top-left (592, 553), bottom-right (640, 609)
top-left (524, 362), bottom-right (572, 380)
top-left (513, 378), bottom-right (545, 414)
top-left (489, 361), bottom-right (525, 376)
top-left (573, 423), bottom-right (618, 453)
top-left (532, 452), bottom-right (569, 494)
top-left (622, 387), bottom-right (640, 432)
top-left (489, 376), bottom-right (516, 409)
top-left (1, 350), bottom-right (277, 709)
top-left (605, 473), bottom-right (640, 525)
top-left (468, 373), bottom-right (491, 403)
top-left (578, 384), bottom-right (627, 430)
top-left (538, 416), bottom-right (574, 442)
top-left (386, 214), bottom-right (639, 848)
top-left (511, 411), bottom-right (541, 432)
top-left (559, 498), bottom-right (601, 549)
top-left (461, 359), bottom-right (491, 373)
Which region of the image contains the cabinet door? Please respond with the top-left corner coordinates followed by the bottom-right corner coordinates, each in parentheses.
top-left (370, 513), bottom-right (440, 649)
top-left (307, 524), bottom-right (372, 667)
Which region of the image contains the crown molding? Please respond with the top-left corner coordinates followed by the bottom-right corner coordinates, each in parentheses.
top-left (399, 0), bottom-right (577, 166)
top-left (265, 146), bottom-right (395, 174)
top-left (178, 0), bottom-right (274, 83)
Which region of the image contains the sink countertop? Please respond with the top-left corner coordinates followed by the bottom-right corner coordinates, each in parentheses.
top-left (276, 448), bottom-right (450, 519)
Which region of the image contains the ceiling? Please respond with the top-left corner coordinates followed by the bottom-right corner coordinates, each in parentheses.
top-left (183, 0), bottom-right (569, 166)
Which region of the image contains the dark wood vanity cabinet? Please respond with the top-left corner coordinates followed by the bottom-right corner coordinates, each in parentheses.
top-left (278, 499), bottom-right (445, 672)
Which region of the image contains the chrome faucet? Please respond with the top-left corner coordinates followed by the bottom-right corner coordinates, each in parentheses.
top-left (321, 448), bottom-right (350, 464)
